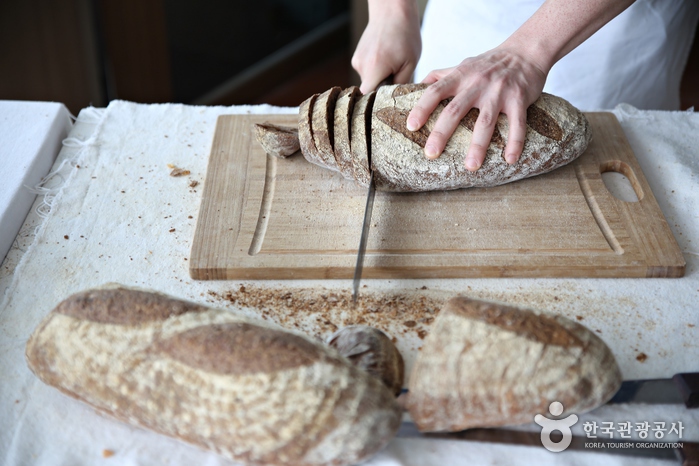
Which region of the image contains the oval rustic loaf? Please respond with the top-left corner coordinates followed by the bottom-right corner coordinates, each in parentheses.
top-left (258, 84), bottom-right (592, 192)
top-left (406, 296), bottom-right (622, 432)
top-left (25, 285), bottom-right (402, 466)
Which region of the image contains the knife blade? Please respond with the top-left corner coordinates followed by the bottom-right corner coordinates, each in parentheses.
top-left (351, 76), bottom-right (394, 303)
top-left (352, 170), bottom-right (376, 303)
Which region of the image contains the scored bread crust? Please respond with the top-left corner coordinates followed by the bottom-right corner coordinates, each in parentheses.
top-left (333, 86), bottom-right (361, 181)
top-left (25, 285), bottom-right (402, 466)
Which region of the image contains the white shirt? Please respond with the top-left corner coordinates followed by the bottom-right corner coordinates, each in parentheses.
top-left (416, 0), bottom-right (699, 110)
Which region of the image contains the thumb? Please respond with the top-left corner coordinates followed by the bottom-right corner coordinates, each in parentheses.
top-left (393, 63), bottom-right (416, 86)
top-left (360, 67), bottom-right (394, 94)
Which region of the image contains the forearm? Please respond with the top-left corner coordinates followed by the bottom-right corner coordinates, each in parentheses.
top-left (503, 0), bottom-right (636, 73)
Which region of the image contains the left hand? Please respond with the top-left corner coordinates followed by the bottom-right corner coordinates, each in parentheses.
top-left (406, 46), bottom-right (548, 171)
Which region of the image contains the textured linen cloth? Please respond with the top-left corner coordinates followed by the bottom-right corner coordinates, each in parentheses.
top-left (0, 100), bottom-right (697, 465)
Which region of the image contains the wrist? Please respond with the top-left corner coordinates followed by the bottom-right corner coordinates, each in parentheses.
top-left (367, 0), bottom-right (419, 23)
top-left (499, 33), bottom-right (556, 77)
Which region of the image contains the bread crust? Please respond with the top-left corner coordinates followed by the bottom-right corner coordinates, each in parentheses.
top-left (26, 286), bottom-right (402, 466)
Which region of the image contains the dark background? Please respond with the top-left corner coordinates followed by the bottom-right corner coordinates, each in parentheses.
top-left (0, 0), bottom-right (697, 115)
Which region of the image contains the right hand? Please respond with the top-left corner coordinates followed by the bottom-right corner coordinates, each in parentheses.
top-left (351, 0), bottom-right (422, 94)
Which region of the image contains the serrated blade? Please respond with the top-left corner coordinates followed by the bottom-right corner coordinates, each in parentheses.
top-left (352, 170), bottom-right (376, 303)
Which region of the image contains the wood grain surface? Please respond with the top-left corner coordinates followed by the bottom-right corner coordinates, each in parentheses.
top-left (190, 113), bottom-right (685, 279)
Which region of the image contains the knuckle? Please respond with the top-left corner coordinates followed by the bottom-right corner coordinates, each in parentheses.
top-left (478, 111), bottom-right (495, 127)
top-left (429, 129), bottom-right (448, 142)
top-left (470, 142), bottom-right (488, 152)
top-left (441, 101), bottom-right (465, 119)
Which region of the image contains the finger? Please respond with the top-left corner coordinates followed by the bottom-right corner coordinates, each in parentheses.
top-left (406, 76), bottom-right (455, 131)
top-left (423, 95), bottom-right (473, 159)
top-left (465, 106), bottom-right (499, 171)
top-left (504, 106), bottom-right (527, 164)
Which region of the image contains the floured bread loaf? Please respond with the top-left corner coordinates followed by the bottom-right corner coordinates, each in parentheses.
top-left (256, 84), bottom-right (591, 192)
top-left (406, 296), bottom-right (621, 432)
top-left (25, 285), bottom-right (402, 466)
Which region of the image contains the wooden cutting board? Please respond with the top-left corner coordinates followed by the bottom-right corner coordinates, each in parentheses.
top-left (190, 113), bottom-right (685, 280)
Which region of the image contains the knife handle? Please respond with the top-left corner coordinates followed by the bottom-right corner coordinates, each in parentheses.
top-left (673, 373), bottom-right (699, 409)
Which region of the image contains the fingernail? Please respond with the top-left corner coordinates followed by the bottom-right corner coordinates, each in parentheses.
top-left (465, 158), bottom-right (479, 171)
top-left (425, 144), bottom-right (439, 158)
top-left (506, 153), bottom-right (517, 164)
top-left (407, 117), bottom-right (418, 131)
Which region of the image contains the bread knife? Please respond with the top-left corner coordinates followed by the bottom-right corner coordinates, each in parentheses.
top-left (352, 170), bottom-right (375, 304)
top-left (352, 76), bottom-right (393, 303)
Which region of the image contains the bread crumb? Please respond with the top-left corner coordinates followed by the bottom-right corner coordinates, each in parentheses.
top-left (169, 165), bottom-right (190, 177)
top-left (636, 352), bottom-right (648, 363)
top-left (102, 449), bottom-right (115, 458)
top-left (207, 285), bottom-right (442, 341)
top-left (189, 180), bottom-right (199, 188)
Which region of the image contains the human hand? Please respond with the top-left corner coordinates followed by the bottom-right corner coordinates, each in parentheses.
top-left (406, 46), bottom-right (548, 171)
top-left (352, 0), bottom-right (421, 94)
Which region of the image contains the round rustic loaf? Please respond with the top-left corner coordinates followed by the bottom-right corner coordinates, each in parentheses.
top-left (25, 285), bottom-right (402, 466)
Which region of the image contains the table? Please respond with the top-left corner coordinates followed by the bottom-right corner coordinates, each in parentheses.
top-left (1, 100), bottom-right (697, 466)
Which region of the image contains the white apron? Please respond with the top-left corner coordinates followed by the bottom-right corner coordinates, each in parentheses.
top-left (416, 0), bottom-right (699, 110)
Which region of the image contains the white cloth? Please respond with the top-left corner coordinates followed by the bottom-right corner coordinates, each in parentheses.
top-left (1, 100), bottom-right (698, 465)
top-left (0, 101), bottom-right (72, 265)
top-left (416, 0), bottom-right (699, 111)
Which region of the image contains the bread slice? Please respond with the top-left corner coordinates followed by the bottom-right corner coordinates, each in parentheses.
top-left (298, 93), bottom-right (322, 167)
top-left (253, 122), bottom-right (299, 158)
top-left (349, 91), bottom-right (376, 187)
top-left (311, 86), bottom-right (342, 172)
top-left (333, 86), bottom-right (361, 181)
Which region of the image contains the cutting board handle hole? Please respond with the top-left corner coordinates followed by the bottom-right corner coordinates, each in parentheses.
top-left (600, 161), bottom-right (643, 202)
